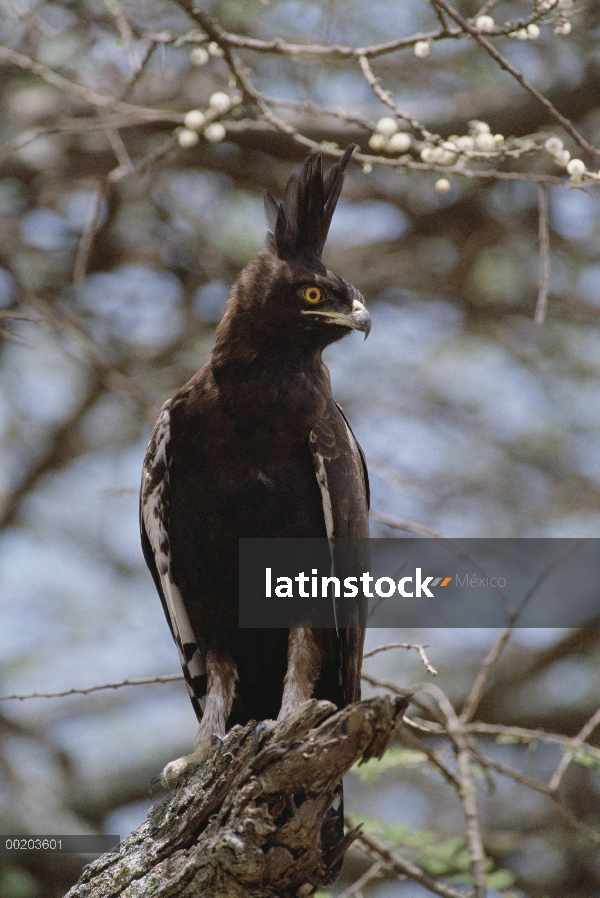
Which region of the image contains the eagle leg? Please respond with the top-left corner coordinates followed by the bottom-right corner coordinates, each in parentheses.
top-left (158, 651), bottom-right (238, 789)
top-left (277, 627), bottom-right (323, 720)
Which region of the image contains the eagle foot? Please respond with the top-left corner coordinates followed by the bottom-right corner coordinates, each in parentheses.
top-left (153, 736), bottom-right (223, 792)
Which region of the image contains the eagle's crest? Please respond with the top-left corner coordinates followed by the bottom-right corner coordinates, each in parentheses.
top-left (264, 145), bottom-right (356, 262)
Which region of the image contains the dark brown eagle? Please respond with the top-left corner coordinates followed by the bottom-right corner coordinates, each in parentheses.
top-left (140, 145), bottom-right (370, 864)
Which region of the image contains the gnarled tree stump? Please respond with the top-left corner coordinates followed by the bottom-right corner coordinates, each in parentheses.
top-left (66, 695), bottom-right (411, 897)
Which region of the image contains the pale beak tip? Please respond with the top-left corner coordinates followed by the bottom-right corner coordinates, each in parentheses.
top-left (351, 298), bottom-right (371, 339)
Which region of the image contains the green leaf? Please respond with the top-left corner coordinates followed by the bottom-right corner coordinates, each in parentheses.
top-left (574, 748), bottom-right (600, 769)
top-left (487, 869), bottom-right (516, 889)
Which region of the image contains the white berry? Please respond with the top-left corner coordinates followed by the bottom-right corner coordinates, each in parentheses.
top-left (475, 132), bottom-right (496, 151)
top-left (555, 149), bottom-right (571, 167)
top-left (208, 41), bottom-right (224, 57)
top-left (527, 24), bottom-right (540, 39)
top-left (387, 132), bottom-right (412, 152)
top-left (177, 128), bottom-right (199, 148)
top-left (566, 158), bottom-right (585, 177)
top-left (375, 117), bottom-right (398, 136)
top-left (431, 148), bottom-right (456, 165)
top-left (435, 178), bottom-right (451, 193)
top-left (209, 92), bottom-right (231, 112)
top-left (544, 136), bottom-right (563, 155)
top-left (455, 135), bottom-right (475, 151)
top-left (414, 41), bottom-right (431, 58)
top-left (475, 15), bottom-right (495, 32)
top-left (204, 122), bottom-right (226, 143)
top-left (190, 47), bottom-right (209, 66)
top-left (183, 110), bottom-right (206, 131)
top-left (368, 133), bottom-right (388, 151)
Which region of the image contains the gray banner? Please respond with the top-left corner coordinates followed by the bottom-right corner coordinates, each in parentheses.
top-left (239, 538), bottom-right (600, 627)
top-left (1, 835), bottom-right (120, 853)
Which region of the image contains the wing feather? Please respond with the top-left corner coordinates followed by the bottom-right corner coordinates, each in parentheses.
top-left (140, 404), bottom-right (206, 721)
top-left (309, 400), bottom-right (368, 704)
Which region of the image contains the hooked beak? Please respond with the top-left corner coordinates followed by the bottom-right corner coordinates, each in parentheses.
top-left (349, 298), bottom-right (372, 339)
top-left (301, 298), bottom-right (372, 340)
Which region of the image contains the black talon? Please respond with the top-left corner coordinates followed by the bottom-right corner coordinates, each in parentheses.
top-left (254, 721), bottom-right (268, 752)
top-left (211, 733), bottom-right (225, 748)
top-left (149, 774), bottom-right (163, 798)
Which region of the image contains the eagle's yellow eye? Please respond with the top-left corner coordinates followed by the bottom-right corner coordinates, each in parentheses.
top-left (302, 286), bottom-right (322, 304)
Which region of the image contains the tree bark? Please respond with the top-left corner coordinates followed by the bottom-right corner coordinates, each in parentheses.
top-left (65, 695), bottom-right (410, 898)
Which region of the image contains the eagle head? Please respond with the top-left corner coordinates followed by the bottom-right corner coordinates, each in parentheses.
top-left (213, 146), bottom-right (370, 363)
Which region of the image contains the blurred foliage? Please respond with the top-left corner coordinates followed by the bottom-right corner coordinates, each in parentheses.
top-left (352, 746), bottom-right (429, 781)
top-left (0, 0), bottom-right (599, 896)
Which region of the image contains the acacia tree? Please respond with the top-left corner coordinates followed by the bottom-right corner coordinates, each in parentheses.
top-left (1, 1), bottom-right (600, 896)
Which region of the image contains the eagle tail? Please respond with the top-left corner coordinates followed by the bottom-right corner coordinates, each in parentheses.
top-left (320, 782), bottom-right (346, 884)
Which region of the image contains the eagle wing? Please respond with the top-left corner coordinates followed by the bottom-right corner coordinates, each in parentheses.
top-left (140, 403), bottom-right (206, 723)
top-left (309, 398), bottom-right (369, 703)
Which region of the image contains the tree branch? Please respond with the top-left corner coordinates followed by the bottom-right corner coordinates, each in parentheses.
top-left (432, 0), bottom-right (600, 158)
top-left (65, 696), bottom-right (410, 898)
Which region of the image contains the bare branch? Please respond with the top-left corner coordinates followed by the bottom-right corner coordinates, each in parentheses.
top-left (370, 510), bottom-right (445, 538)
top-left (398, 724), bottom-right (461, 788)
top-left (420, 685), bottom-right (488, 898)
top-left (357, 54), bottom-right (435, 142)
top-left (432, 0), bottom-right (600, 158)
top-left (337, 860), bottom-right (384, 898)
top-left (477, 752), bottom-right (600, 845)
top-left (535, 183), bottom-right (551, 324)
top-left (73, 182), bottom-right (106, 286)
top-left (106, 129), bottom-right (133, 173)
top-left (459, 627), bottom-right (512, 724)
top-left (548, 705), bottom-right (600, 792)
top-left (466, 721), bottom-right (600, 762)
top-left (105, 0), bottom-right (141, 75)
top-left (354, 827), bottom-right (471, 898)
top-left (0, 674), bottom-right (184, 702)
top-left (169, 3), bottom-right (461, 59)
top-left (0, 44), bottom-right (176, 120)
top-left (363, 642), bottom-right (438, 675)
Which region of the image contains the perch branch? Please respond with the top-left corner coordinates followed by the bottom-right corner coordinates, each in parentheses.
top-left (64, 695), bottom-right (410, 898)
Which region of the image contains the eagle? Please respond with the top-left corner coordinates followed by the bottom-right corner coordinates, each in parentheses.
top-left (140, 145), bottom-right (370, 867)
